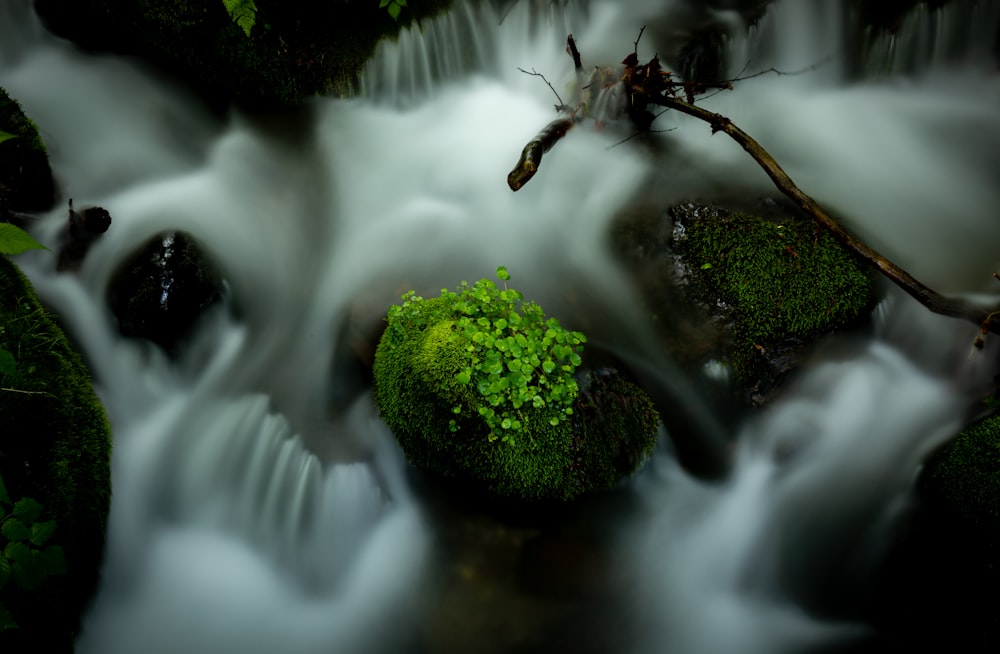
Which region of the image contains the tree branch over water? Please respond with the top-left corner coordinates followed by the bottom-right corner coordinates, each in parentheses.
top-left (510, 35), bottom-right (1000, 338)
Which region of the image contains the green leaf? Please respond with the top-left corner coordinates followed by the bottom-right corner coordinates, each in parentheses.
top-left (0, 223), bottom-right (49, 255)
top-left (0, 348), bottom-right (15, 377)
top-left (12, 551), bottom-right (44, 590)
top-left (221, 0), bottom-right (257, 36)
top-left (379, 0), bottom-right (391, 6)
top-left (388, 2), bottom-right (402, 20)
top-left (4, 541), bottom-right (29, 565)
top-left (1, 519), bottom-right (30, 542)
top-left (701, 262), bottom-right (713, 270)
top-left (40, 546), bottom-right (67, 576)
top-left (496, 266), bottom-right (509, 281)
top-left (12, 497), bottom-right (43, 524)
top-left (0, 130), bottom-right (17, 146)
top-left (30, 520), bottom-right (57, 547)
top-left (0, 555), bottom-right (10, 592)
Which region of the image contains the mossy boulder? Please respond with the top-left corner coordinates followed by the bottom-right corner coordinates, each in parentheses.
top-left (372, 271), bottom-right (660, 503)
top-left (33, 0), bottom-right (452, 107)
top-left (869, 414), bottom-right (1000, 651)
top-left (920, 414), bottom-right (1000, 534)
top-left (0, 255), bottom-right (112, 651)
top-left (0, 87), bottom-right (56, 222)
top-left (669, 202), bottom-right (875, 401)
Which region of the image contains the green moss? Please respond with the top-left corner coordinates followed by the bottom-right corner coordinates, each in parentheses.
top-left (675, 208), bottom-right (873, 381)
top-left (373, 274), bottom-right (660, 503)
top-left (0, 87), bottom-right (55, 218)
top-left (0, 255), bottom-right (112, 649)
top-left (921, 414), bottom-right (1000, 533)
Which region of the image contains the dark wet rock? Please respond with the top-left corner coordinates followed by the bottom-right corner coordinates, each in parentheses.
top-left (107, 230), bottom-right (225, 355)
top-left (56, 199), bottom-right (112, 272)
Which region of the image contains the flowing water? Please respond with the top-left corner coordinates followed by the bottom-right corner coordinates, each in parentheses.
top-left (1, 0), bottom-right (999, 652)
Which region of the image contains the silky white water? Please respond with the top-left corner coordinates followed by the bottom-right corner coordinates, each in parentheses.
top-left (1, 0), bottom-right (999, 652)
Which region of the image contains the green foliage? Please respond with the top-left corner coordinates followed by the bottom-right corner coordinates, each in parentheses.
top-left (677, 209), bottom-right (872, 380)
top-left (0, 130), bottom-right (16, 146)
top-left (0, 473), bottom-right (68, 631)
top-left (379, 0), bottom-right (408, 21)
top-left (221, 0), bottom-right (257, 36)
top-left (384, 267), bottom-right (586, 446)
top-left (0, 224), bottom-right (48, 256)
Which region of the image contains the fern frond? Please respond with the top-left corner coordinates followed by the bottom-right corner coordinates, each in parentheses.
top-left (221, 0), bottom-right (257, 37)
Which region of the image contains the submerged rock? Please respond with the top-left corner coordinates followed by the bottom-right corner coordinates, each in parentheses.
top-left (107, 230), bottom-right (225, 355)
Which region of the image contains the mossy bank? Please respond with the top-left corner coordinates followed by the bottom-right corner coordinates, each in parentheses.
top-left (373, 271), bottom-right (661, 503)
top-left (1, 86), bottom-right (111, 650)
top-left (0, 255), bottom-right (113, 651)
top-left (0, 87), bottom-right (55, 222)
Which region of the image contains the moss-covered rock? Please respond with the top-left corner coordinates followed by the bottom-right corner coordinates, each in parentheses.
top-left (920, 413), bottom-right (1000, 534)
top-left (372, 272), bottom-right (660, 503)
top-left (869, 414), bottom-right (1000, 651)
top-left (669, 203), bottom-right (875, 399)
top-left (0, 87), bottom-right (56, 221)
top-left (0, 254), bottom-right (112, 651)
top-left (33, 0), bottom-right (452, 107)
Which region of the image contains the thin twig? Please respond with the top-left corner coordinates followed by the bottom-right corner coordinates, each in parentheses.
top-left (725, 54), bottom-right (837, 85)
top-left (633, 25), bottom-right (646, 55)
top-left (1, 387), bottom-right (51, 396)
top-left (606, 126), bottom-right (676, 149)
top-left (648, 93), bottom-right (1000, 335)
top-left (517, 67), bottom-right (564, 107)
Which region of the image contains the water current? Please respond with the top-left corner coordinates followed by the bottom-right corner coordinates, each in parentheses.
top-left (1, 1), bottom-right (999, 652)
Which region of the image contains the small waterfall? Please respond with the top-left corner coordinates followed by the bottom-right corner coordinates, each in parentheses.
top-left (861, 0), bottom-right (1000, 76)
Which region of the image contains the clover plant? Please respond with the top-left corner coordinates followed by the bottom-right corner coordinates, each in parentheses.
top-left (0, 473), bottom-right (67, 632)
top-left (386, 267), bottom-right (586, 447)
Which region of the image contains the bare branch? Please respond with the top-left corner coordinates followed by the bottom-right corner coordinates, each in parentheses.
top-left (567, 34), bottom-right (583, 72)
top-left (507, 118), bottom-right (576, 191)
top-left (633, 26), bottom-right (646, 56)
top-left (517, 67), bottom-right (564, 108)
top-left (647, 94), bottom-right (1000, 335)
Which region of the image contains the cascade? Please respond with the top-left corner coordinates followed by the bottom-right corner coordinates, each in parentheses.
top-left (1, 1), bottom-right (999, 652)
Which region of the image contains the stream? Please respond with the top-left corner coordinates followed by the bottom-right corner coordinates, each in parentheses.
top-left (2, 0), bottom-right (1000, 652)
